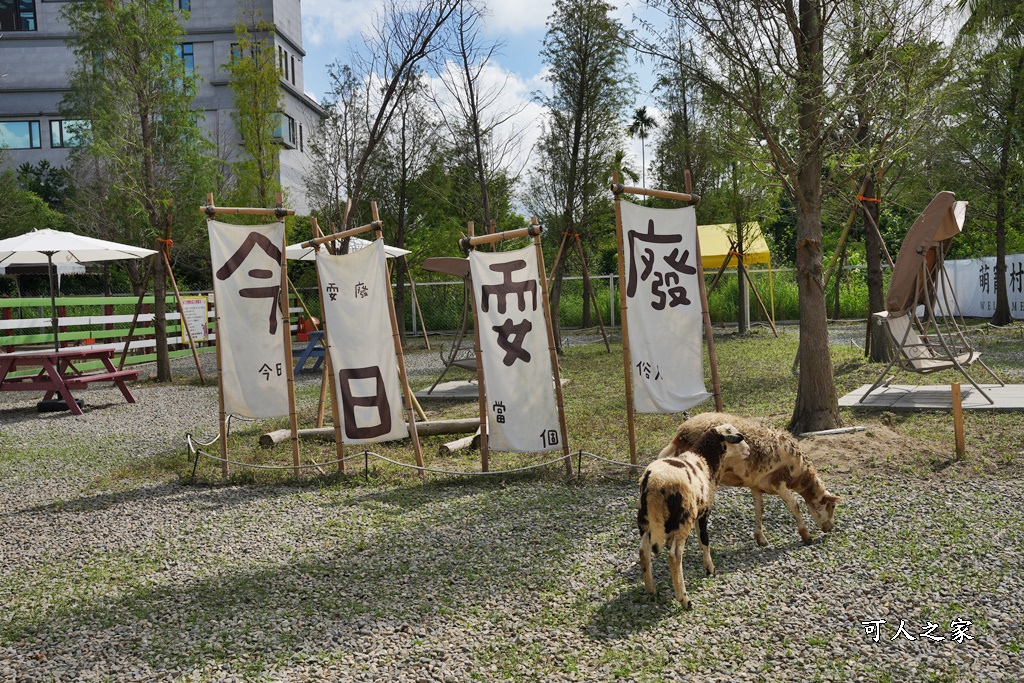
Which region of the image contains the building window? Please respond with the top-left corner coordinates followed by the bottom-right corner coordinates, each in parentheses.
top-left (0, 121), bottom-right (42, 149)
top-left (273, 113), bottom-right (296, 147)
top-left (175, 43), bottom-right (194, 74)
top-left (178, 0), bottom-right (189, 9)
top-left (290, 55), bottom-right (296, 85)
top-left (50, 120), bottom-right (88, 148)
top-left (299, 123), bottom-right (303, 152)
top-left (0, 0), bottom-right (36, 32)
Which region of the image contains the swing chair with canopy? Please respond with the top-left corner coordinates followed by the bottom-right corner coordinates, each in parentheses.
top-left (860, 191), bottom-right (1004, 404)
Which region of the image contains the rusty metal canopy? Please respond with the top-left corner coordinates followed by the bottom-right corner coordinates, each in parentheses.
top-left (885, 191), bottom-right (967, 316)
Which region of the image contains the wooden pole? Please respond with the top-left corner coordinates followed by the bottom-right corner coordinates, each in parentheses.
top-left (405, 259), bottom-right (431, 351)
top-left (532, 218), bottom-right (572, 476)
top-left (302, 221), bottom-right (380, 247)
top-left (461, 225), bottom-right (540, 249)
top-left (612, 171), bottom-right (638, 465)
top-left (466, 222), bottom-right (490, 471)
top-left (274, 193), bottom-right (302, 477)
top-left (117, 256), bottom-right (154, 370)
top-left (952, 382), bottom-right (966, 458)
top-left (612, 183), bottom-right (701, 204)
top-left (309, 217), bottom-right (345, 472)
top-left (204, 194), bottom-right (230, 477)
top-left (706, 249), bottom-right (735, 296)
top-left (157, 200), bottom-right (206, 383)
top-left (823, 176), bottom-right (870, 289)
top-left (689, 175), bottom-right (723, 412)
top-left (547, 231), bottom-right (571, 291)
top-left (372, 202), bottom-right (425, 474)
top-left (574, 235), bottom-right (611, 352)
top-left (738, 260), bottom-right (779, 337)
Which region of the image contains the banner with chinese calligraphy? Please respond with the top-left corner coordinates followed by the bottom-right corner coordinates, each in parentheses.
top-left (208, 220), bottom-right (291, 418)
top-left (940, 255), bottom-right (1024, 319)
top-left (620, 201), bottom-right (712, 413)
top-left (469, 245), bottom-right (561, 453)
top-left (316, 239), bottom-right (409, 444)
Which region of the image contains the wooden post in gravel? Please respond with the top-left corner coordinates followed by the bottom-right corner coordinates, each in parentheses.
top-left (952, 383), bottom-right (966, 458)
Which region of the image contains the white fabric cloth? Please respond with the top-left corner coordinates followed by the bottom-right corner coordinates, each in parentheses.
top-left (941, 256), bottom-right (1024, 319)
top-left (620, 201), bottom-right (711, 413)
top-left (469, 245), bottom-right (561, 453)
top-left (317, 239), bottom-right (409, 444)
top-left (208, 220), bottom-right (291, 418)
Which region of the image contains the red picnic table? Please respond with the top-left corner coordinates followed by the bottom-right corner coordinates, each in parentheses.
top-left (0, 347), bottom-right (142, 415)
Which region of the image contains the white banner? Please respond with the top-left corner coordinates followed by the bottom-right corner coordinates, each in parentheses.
top-left (317, 240), bottom-right (409, 444)
top-left (469, 245), bottom-right (561, 453)
top-left (941, 255), bottom-right (1024, 319)
top-left (620, 201), bottom-right (711, 413)
top-left (209, 220), bottom-right (291, 418)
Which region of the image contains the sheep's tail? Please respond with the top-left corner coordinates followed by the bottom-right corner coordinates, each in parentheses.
top-left (639, 478), bottom-right (671, 555)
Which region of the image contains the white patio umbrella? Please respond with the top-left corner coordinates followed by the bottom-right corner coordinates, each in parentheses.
top-left (285, 235), bottom-right (411, 261)
top-left (0, 228), bottom-right (157, 351)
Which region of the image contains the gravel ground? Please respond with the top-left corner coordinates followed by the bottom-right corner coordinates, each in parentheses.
top-left (2, 332), bottom-right (1023, 682)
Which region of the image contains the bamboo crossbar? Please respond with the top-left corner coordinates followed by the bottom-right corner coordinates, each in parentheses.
top-left (301, 221), bottom-right (381, 247)
top-left (460, 225), bottom-right (541, 250)
top-left (200, 193), bottom-right (294, 218)
top-left (610, 183), bottom-right (700, 205)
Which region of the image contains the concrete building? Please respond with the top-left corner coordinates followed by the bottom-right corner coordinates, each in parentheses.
top-left (0, 0), bottom-right (323, 213)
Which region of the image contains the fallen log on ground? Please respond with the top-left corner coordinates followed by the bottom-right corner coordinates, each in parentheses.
top-left (259, 418), bottom-right (480, 447)
top-left (439, 429), bottom-right (481, 457)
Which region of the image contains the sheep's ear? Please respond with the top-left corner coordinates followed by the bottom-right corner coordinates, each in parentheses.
top-left (724, 434), bottom-right (744, 444)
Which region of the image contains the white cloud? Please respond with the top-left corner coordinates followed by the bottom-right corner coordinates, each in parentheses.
top-left (302, 0), bottom-right (380, 49)
top-left (481, 0), bottom-right (553, 35)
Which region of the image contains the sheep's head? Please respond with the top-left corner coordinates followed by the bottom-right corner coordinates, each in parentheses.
top-left (808, 492), bottom-right (841, 532)
top-left (715, 423), bottom-right (750, 458)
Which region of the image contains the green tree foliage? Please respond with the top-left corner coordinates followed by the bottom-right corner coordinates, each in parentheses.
top-left (531, 0), bottom-right (634, 351)
top-left (946, 0), bottom-right (1024, 325)
top-left (0, 153), bottom-right (61, 238)
top-left (60, 0), bottom-right (213, 380)
top-left (225, 3), bottom-right (284, 208)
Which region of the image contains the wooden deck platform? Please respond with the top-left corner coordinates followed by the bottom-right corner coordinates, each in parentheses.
top-left (839, 383), bottom-right (1024, 411)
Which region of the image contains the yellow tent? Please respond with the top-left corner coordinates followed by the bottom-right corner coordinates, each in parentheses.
top-left (698, 222), bottom-right (771, 270)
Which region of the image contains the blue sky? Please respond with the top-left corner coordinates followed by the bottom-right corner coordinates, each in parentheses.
top-left (298, 0), bottom-right (661, 178)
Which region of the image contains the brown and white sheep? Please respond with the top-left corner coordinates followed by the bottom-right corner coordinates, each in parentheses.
top-left (660, 412), bottom-right (840, 547)
top-left (638, 423), bottom-right (750, 609)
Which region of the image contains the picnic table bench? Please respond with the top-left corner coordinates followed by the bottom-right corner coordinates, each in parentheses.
top-left (0, 347), bottom-right (142, 415)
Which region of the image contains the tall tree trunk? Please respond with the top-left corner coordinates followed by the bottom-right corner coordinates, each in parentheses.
top-left (790, 0), bottom-right (840, 433)
top-left (152, 248), bottom-right (172, 381)
top-left (732, 162), bottom-right (748, 333)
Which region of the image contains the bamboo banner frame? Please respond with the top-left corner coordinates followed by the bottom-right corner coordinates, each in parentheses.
top-left (200, 193), bottom-right (300, 477)
top-left (309, 205), bottom-right (425, 473)
top-left (463, 219), bottom-right (572, 476)
top-left (308, 216), bottom-right (345, 473)
top-left (611, 172), bottom-right (723, 465)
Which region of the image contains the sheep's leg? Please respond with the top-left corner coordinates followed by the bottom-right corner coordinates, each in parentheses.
top-left (668, 522), bottom-right (694, 609)
top-left (778, 485), bottom-right (813, 544)
top-left (752, 489), bottom-right (769, 547)
top-left (697, 511), bottom-right (715, 576)
top-left (639, 533), bottom-right (656, 595)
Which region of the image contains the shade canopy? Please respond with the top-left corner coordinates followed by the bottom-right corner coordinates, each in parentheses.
top-left (885, 191), bottom-right (967, 316)
top-left (697, 223), bottom-right (771, 270)
top-left (286, 236), bottom-right (410, 261)
top-left (0, 228), bottom-right (157, 266)
top-left (0, 229), bottom-right (156, 351)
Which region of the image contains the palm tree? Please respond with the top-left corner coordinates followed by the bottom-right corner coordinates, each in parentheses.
top-left (627, 106), bottom-right (657, 188)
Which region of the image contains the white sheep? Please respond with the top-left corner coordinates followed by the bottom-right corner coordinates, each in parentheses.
top-left (638, 423), bottom-right (750, 609)
top-left (660, 412), bottom-right (840, 547)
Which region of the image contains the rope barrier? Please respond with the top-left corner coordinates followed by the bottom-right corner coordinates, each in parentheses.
top-left (183, 439), bottom-right (647, 478)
